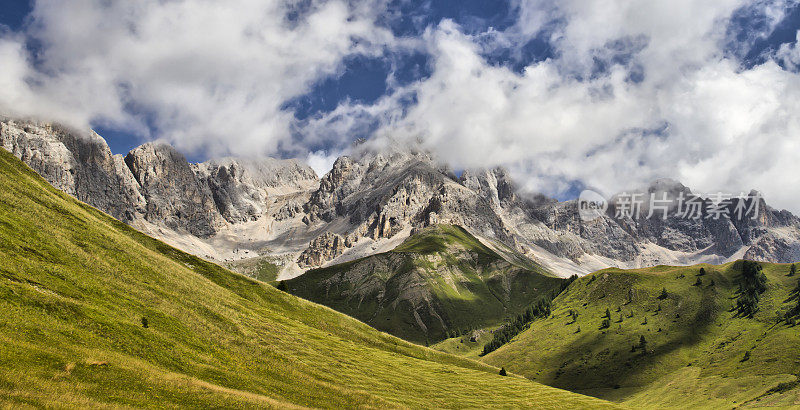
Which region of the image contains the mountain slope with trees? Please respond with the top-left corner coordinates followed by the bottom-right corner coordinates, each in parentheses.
top-left (286, 225), bottom-right (568, 344)
top-left (482, 261), bottom-right (800, 408)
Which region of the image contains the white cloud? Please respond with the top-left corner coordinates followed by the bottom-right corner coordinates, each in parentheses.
top-left (373, 1), bottom-right (800, 213)
top-left (305, 150), bottom-right (340, 177)
top-left (0, 0), bottom-right (393, 157)
top-left (3, 0), bottom-right (800, 214)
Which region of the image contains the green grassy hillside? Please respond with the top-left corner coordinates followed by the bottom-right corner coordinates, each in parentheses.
top-left (0, 148), bottom-right (616, 408)
top-left (287, 224), bottom-right (566, 344)
top-left (482, 261), bottom-right (800, 408)
top-left (223, 255), bottom-right (281, 282)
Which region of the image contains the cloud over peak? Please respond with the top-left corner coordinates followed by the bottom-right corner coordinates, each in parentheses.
top-left (2, 0), bottom-right (800, 212)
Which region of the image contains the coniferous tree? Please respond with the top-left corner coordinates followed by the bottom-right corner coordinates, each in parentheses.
top-left (499, 367), bottom-right (507, 376)
top-left (699, 267), bottom-right (706, 276)
top-left (481, 297), bottom-right (553, 356)
top-left (735, 261), bottom-right (767, 318)
top-left (603, 308), bottom-right (611, 319)
top-left (791, 264), bottom-right (797, 277)
top-left (639, 335), bottom-right (647, 353)
top-left (694, 277), bottom-right (702, 287)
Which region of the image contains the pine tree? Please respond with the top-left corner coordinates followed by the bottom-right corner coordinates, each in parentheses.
top-left (141, 317), bottom-right (149, 328)
top-left (698, 267), bottom-right (706, 276)
top-left (499, 367), bottom-right (507, 376)
top-left (694, 277), bottom-right (702, 287)
top-left (276, 280), bottom-right (288, 292)
top-left (603, 308), bottom-right (611, 319)
top-left (791, 264), bottom-right (797, 277)
top-left (639, 335), bottom-right (647, 353)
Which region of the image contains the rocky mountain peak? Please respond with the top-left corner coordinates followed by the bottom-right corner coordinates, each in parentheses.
top-left (125, 142), bottom-right (221, 237)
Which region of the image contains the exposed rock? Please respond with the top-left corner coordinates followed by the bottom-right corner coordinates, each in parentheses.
top-left (0, 120), bottom-right (146, 222)
top-left (297, 232), bottom-right (347, 267)
top-left (193, 157), bottom-right (317, 224)
top-left (125, 142), bottom-right (221, 237)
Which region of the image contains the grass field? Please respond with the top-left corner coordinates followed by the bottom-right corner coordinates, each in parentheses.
top-left (223, 256), bottom-right (281, 282)
top-left (482, 261), bottom-right (800, 408)
top-left (287, 224), bottom-right (566, 344)
top-left (0, 148), bottom-right (616, 408)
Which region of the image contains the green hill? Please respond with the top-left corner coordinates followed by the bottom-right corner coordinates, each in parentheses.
top-left (481, 261), bottom-right (800, 408)
top-left (0, 148), bottom-right (616, 408)
top-left (286, 224), bottom-right (567, 344)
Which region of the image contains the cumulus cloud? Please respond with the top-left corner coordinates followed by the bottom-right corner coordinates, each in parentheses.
top-left (374, 0), bottom-right (800, 213)
top-left (0, 0), bottom-right (393, 157)
top-left (3, 0), bottom-right (800, 214)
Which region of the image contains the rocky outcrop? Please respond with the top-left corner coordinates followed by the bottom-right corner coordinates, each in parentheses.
top-left (297, 232), bottom-right (346, 267)
top-left (193, 157), bottom-right (317, 224)
top-left (124, 143), bottom-right (221, 237)
top-left (0, 120), bottom-right (146, 222)
top-left (1, 119), bottom-right (318, 244)
top-left (296, 149), bottom-right (800, 272)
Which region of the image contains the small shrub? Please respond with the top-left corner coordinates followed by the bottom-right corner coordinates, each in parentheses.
top-left (141, 317), bottom-right (149, 328)
top-left (658, 287), bottom-right (668, 300)
top-left (276, 281), bottom-right (288, 292)
top-left (499, 367), bottom-right (507, 376)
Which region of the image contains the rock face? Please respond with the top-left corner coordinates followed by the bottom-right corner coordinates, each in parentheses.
top-left (297, 147), bottom-right (800, 274)
top-left (0, 120), bottom-right (146, 222)
top-left (297, 232), bottom-right (346, 267)
top-left (193, 157), bottom-right (317, 224)
top-left (125, 143), bottom-right (221, 237)
top-left (0, 119), bottom-right (318, 244)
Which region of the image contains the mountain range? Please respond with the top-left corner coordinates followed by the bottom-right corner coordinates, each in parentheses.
top-left (4, 118), bottom-right (800, 280)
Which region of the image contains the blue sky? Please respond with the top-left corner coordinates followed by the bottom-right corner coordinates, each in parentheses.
top-left (2, 1), bottom-right (800, 208)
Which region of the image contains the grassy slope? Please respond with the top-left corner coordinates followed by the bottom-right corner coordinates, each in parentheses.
top-left (0, 148), bottom-right (615, 408)
top-left (432, 327), bottom-right (497, 360)
top-left (224, 256), bottom-right (281, 283)
top-left (287, 225), bottom-right (564, 344)
top-left (483, 262), bottom-right (800, 408)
